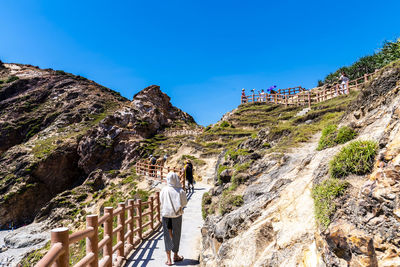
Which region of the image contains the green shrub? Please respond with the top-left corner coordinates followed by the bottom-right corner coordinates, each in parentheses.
top-left (335, 126), bottom-right (357, 144)
top-left (317, 125), bottom-right (356, 150)
top-left (56, 70), bottom-right (67, 75)
top-left (220, 121), bottom-right (231, 128)
top-left (312, 178), bottom-right (348, 228)
top-left (317, 125), bottom-right (337, 150)
top-left (330, 140), bottom-right (378, 178)
top-left (6, 76), bottom-right (19, 83)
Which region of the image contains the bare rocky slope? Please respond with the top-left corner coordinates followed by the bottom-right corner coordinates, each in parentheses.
top-left (200, 61), bottom-right (400, 266)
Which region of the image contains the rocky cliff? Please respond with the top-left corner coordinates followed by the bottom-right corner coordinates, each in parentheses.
top-left (0, 63), bottom-right (195, 231)
top-left (200, 60), bottom-right (400, 266)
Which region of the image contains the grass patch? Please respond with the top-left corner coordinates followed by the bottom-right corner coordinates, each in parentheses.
top-left (312, 178), bottom-right (349, 228)
top-left (225, 148), bottom-right (250, 160)
top-left (32, 137), bottom-right (58, 160)
top-left (336, 126), bottom-right (357, 144)
top-left (20, 241), bottom-right (51, 266)
top-left (202, 192), bottom-right (212, 219)
top-left (330, 140), bottom-right (378, 178)
top-left (317, 125), bottom-right (356, 150)
top-left (217, 165), bottom-right (228, 185)
top-left (234, 162), bottom-right (251, 173)
top-left (179, 154), bottom-right (206, 166)
top-left (6, 76), bottom-right (19, 83)
top-left (219, 191), bottom-right (244, 215)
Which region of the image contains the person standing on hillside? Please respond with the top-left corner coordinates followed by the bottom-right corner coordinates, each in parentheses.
top-left (258, 89), bottom-right (265, 102)
top-left (241, 88), bottom-right (247, 104)
top-left (160, 172), bottom-right (187, 266)
top-left (184, 160), bottom-right (195, 192)
top-left (339, 72), bottom-right (349, 94)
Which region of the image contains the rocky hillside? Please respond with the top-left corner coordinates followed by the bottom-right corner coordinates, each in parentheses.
top-left (200, 60), bottom-right (400, 266)
top-left (0, 63), bottom-right (195, 231)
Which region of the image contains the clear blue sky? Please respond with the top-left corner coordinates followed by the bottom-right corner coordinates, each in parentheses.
top-left (1, 0), bottom-right (400, 126)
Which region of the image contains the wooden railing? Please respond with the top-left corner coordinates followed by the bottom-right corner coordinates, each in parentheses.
top-left (135, 160), bottom-right (186, 190)
top-left (240, 70), bottom-right (378, 106)
top-left (35, 193), bottom-right (161, 267)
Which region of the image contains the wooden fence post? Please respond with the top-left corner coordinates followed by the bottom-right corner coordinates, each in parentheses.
top-left (156, 192), bottom-right (161, 224)
top-left (308, 92), bottom-right (311, 108)
top-left (148, 163), bottom-right (151, 177)
top-left (364, 73), bottom-right (368, 82)
top-left (127, 199), bottom-right (134, 246)
top-left (103, 207), bottom-right (113, 267)
top-left (274, 94), bottom-right (277, 104)
top-left (355, 80), bottom-right (358, 90)
top-left (346, 81), bottom-right (350, 94)
top-left (137, 199), bottom-right (143, 240)
top-left (335, 84), bottom-right (339, 96)
top-left (51, 228), bottom-right (69, 267)
top-left (86, 215), bottom-right (99, 267)
top-left (150, 196), bottom-right (154, 230)
top-left (117, 202), bottom-right (125, 258)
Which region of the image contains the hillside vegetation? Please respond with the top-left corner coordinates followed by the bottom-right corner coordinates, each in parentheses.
top-left (320, 38), bottom-right (400, 85)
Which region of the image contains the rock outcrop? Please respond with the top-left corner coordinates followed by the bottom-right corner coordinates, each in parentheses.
top-left (0, 64), bottom-right (195, 229)
top-left (200, 60), bottom-right (400, 266)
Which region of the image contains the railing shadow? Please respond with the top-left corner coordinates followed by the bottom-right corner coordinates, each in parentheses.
top-left (124, 229), bottom-right (163, 267)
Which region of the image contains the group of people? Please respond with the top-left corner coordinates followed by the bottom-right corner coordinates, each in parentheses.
top-left (241, 72), bottom-right (351, 104)
top-left (241, 85), bottom-right (277, 103)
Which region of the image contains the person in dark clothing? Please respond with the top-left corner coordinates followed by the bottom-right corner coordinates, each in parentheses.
top-left (149, 155), bottom-right (157, 177)
top-left (184, 160), bottom-right (194, 191)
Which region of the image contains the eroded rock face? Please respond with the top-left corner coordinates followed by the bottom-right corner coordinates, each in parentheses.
top-left (77, 85), bottom-right (194, 173)
top-left (0, 65), bottom-right (194, 228)
top-left (201, 62), bottom-right (400, 266)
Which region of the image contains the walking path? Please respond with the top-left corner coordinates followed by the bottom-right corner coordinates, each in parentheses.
top-left (124, 184), bottom-right (210, 267)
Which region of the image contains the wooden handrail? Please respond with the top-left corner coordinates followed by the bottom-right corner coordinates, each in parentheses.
top-left (35, 192), bottom-right (162, 267)
top-left (35, 242), bottom-right (64, 267)
top-left (135, 160), bottom-right (186, 190)
top-left (240, 69), bottom-right (379, 107)
top-left (69, 228), bottom-right (94, 244)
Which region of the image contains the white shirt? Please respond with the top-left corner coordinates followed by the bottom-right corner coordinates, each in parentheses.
top-left (160, 172), bottom-right (188, 218)
top-left (340, 74), bottom-right (349, 84)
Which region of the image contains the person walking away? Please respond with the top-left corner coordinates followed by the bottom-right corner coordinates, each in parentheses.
top-left (339, 72), bottom-right (349, 94)
top-left (184, 160), bottom-right (195, 191)
top-left (149, 155), bottom-right (157, 177)
top-left (241, 88), bottom-right (247, 104)
top-left (160, 172), bottom-right (187, 266)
